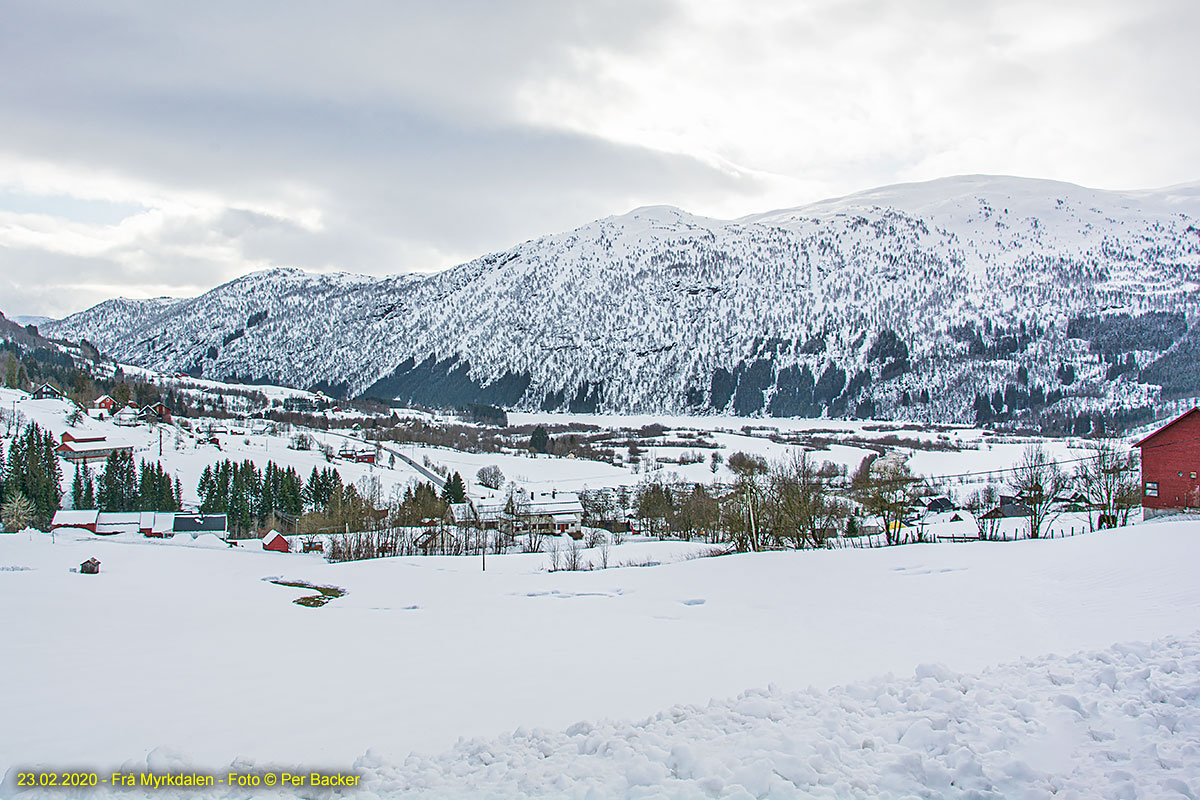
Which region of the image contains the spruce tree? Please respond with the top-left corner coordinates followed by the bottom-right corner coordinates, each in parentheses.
top-left (72, 464), bottom-right (85, 509)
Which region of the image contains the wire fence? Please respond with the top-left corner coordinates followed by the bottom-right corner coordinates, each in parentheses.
top-left (826, 517), bottom-right (1108, 549)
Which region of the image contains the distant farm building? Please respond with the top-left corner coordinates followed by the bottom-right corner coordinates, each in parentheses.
top-left (980, 497), bottom-right (1032, 520)
top-left (140, 402), bottom-right (173, 424)
top-left (1136, 408), bottom-right (1200, 518)
top-left (338, 446), bottom-right (376, 464)
top-left (171, 514), bottom-right (228, 535)
top-left (55, 432), bottom-right (134, 466)
top-left (91, 395), bottom-right (116, 417)
top-left (80, 558), bottom-right (101, 574)
top-left (50, 510), bottom-right (101, 533)
top-left (50, 511), bottom-right (228, 537)
top-left (32, 382), bottom-right (67, 401)
top-left (470, 489), bottom-right (584, 537)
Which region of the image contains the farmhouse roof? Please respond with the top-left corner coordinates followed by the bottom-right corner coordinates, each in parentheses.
top-left (981, 502), bottom-right (1031, 520)
top-left (1135, 407), bottom-right (1200, 448)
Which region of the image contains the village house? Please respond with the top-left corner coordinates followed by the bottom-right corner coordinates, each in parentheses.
top-left (31, 382), bottom-right (67, 401)
top-left (521, 491), bottom-right (584, 538)
top-left (460, 489), bottom-right (585, 538)
top-left (980, 496), bottom-right (1032, 520)
top-left (139, 402), bottom-right (173, 424)
top-left (1135, 407), bottom-right (1200, 518)
top-left (90, 394), bottom-right (116, 418)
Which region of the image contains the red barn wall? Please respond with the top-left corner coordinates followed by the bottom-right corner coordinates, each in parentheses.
top-left (1139, 410), bottom-right (1200, 516)
top-left (264, 536), bottom-right (290, 553)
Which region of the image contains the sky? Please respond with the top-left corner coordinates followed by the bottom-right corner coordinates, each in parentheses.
top-left (1, 0), bottom-right (1197, 319)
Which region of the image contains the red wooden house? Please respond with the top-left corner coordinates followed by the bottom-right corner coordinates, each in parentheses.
top-left (1135, 407), bottom-right (1200, 518)
top-left (92, 395), bottom-right (116, 414)
top-left (338, 446), bottom-right (376, 464)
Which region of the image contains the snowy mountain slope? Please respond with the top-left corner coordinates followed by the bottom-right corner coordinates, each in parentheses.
top-left (44, 175), bottom-right (1200, 422)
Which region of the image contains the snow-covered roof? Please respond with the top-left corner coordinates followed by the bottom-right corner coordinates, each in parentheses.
top-left (98, 512), bottom-right (140, 524)
top-left (448, 503), bottom-right (474, 523)
top-left (51, 510), bottom-right (99, 526)
top-left (262, 529), bottom-right (286, 545)
top-left (924, 510), bottom-right (979, 540)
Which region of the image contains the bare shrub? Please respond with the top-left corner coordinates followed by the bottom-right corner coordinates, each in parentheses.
top-left (563, 538), bottom-right (584, 571)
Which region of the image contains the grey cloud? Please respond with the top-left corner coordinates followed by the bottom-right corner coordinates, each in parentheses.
top-left (0, 0), bottom-right (1196, 317)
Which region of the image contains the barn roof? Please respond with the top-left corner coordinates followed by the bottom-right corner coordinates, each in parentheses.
top-left (52, 510), bottom-right (100, 526)
top-left (262, 529), bottom-right (286, 545)
top-left (1135, 407), bottom-right (1200, 448)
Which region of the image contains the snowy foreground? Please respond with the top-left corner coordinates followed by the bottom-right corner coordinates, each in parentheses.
top-left (3, 523), bottom-right (1199, 798)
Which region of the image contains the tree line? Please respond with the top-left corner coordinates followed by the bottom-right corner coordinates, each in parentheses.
top-left (582, 442), bottom-right (1140, 551)
top-left (69, 451), bottom-right (182, 513)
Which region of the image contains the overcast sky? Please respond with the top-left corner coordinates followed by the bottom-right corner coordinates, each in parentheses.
top-left (2, 0), bottom-right (1197, 319)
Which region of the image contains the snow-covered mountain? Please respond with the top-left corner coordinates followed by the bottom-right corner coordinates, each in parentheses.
top-left (44, 175), bottom-right (1200, 424)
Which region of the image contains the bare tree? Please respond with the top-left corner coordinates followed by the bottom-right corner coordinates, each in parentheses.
top-left (965, 484), bottom-right (1000, 540)
top-left (1074, 441), bottom-right (1139, 530)
top-left (636, 480), bottom-right (674, 539)
top-left (852, 458), bottom-right (918, 546)
top-left (727, 452), bottom-right (768, 551)
top-left (1010, 446), bottom-right (1069, 539)
top-left (563, 538), bottom-right (584, 571)
top-left (476, 465), bottom-right (505, 490)
top-left (768, 452), bottom-right (848, 548)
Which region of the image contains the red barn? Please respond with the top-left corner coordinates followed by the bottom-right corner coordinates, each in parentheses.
top-left (62, 431), bottom-right (106, 444)
top-left (263, 530), bottom-right (290, 553)
top-left (1135, 407), bottom-right (1200, 518)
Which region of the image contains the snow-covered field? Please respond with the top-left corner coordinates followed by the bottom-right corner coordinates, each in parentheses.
top-left (5, 387), bottom-right (1103, 509)
top-left (2, 520), bottom-right (1198, 797)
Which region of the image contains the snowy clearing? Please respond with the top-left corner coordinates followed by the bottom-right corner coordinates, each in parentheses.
top-left (2, 521), bottom-right (1199, 797)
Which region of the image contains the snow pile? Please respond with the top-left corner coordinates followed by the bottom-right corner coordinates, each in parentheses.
top-left (358, 634), bottom-right (1200, 799)
top-left (6, 633), bottom-right (1197, 798)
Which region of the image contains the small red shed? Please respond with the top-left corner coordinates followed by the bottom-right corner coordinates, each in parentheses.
top-left (1135, 407), bottom-right (1200, 518)
top-left (263, 530), bottom-right (290, 553)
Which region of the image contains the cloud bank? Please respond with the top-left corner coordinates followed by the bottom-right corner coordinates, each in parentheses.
top-left (1, 0), bottom-right (1196, 317)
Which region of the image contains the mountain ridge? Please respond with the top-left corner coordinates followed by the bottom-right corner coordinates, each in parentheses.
top-left (44, 174), bottom-right (1200, 428)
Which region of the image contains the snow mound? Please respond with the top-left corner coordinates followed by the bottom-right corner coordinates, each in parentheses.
top-left (7, 632), bottom-right (1198, 798)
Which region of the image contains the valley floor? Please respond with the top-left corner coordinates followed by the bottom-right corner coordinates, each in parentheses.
top-left (2, 521), bottom-right (1198, 797)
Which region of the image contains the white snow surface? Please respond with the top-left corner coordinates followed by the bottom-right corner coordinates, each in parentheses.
top-left (2, 521), bottom-right (1199, 798)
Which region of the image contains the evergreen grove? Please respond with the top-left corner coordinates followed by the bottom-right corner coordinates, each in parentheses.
top-left (1, 421), bottom-right (62, 529)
